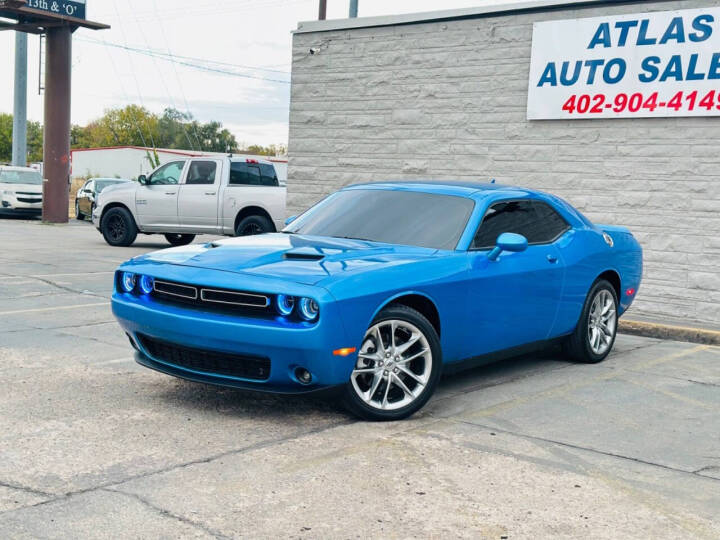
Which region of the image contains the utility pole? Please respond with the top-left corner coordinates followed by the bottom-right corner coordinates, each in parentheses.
top-left (12, 31), bottom-right (28, 167)
top-left (349, 0), bottom-right (358, 18)
top-left (42, 26), bottom-right (72, 223)
top-left (318, 0), bottom-right (326, 20)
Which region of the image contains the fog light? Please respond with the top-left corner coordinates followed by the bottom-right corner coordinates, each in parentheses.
top-left (121, 272), bottom-right (136, 293)
top-left (138, 275), bottom-right (154, 295)
top-left (298, 297), bottom-right (319, 321)
top-left (276, 294), bottom-right (295, 316)
top-left (295, 367), bottom-right (312, 385)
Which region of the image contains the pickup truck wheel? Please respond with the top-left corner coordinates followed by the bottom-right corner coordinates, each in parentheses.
top-left (164, 233), bottom-right (195, 246)
top-left (101, 207), bottom-right (138, 247)
top-left (235, 215), bottom-right (273, 236)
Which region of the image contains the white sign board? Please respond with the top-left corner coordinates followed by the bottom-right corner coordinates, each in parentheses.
top-left (527, 7), bottom-right (720, 119)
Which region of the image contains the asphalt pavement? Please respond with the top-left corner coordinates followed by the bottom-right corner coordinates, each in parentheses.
top-left (1, 217), bottom-right (718, 539)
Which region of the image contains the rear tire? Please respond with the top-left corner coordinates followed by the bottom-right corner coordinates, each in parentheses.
top-left (342, 305), bottom-right (442, 421)
top-left (564, 279), bottom-right (618, 364)
top-left (100, 207), bottom-right (138, 247)
top-left (235, 215), bottom-right (273, 236)
top-left (164, 233), bottom-right (196, 246)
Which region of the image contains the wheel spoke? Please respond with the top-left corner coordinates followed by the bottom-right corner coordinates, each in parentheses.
top-left (396, 332), bottom-right (421, 355)
top-left (390, 321), bottom-right (396, 349)
top-left (373, 327), bottom-right (386, 356)
top-left (366, 373), bottom-right (383, 401)
top-left (397, 347), bottom-right (428, 364)
top-left (392, 373), bottom-right (414, 399)
top-left (353, 367), bottom-right (378, 374)
top-left (381, 377), bottom-right (391, 408)
top-left (398, 365), bottom-right (424, 386)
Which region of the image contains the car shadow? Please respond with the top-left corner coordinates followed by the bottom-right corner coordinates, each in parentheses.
top-left (152, 345), bottom-right (567, 421)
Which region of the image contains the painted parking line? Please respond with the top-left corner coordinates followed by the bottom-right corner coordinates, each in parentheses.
top-left (0, 302), bottom-right (109, 316)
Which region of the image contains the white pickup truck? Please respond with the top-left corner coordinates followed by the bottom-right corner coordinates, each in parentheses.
top-left (92, 156), bottom-right (286, 247)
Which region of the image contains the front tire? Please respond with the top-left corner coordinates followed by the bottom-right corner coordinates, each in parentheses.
top-left (235, 215), bottom-right (273, 236)
top-left (564, 279), bottom-right (618, 363)
top-left (342, 305), bottom-right (442, 421)
top-left (100, 207), bottom-right (138, 247)
top-left (164, 233), bottom-right (195, 246)
top-left (75, 200), bottom-right (84, 220)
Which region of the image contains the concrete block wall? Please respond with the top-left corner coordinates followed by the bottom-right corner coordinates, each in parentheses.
top-left (288, 0), bottom-right (720, 326)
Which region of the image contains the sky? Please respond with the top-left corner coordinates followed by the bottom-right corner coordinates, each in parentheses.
top-left (0, 0), bottom-right (523, 148)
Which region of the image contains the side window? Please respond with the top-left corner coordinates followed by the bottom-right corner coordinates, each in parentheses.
top-left (185, 161), bottom-right (217, 185)
top-left (229, 162), bottom-right (278, 186)
top-left (259, 163), bottom-right (279, 186)
top-left (148, 161), bottom-right (184, 185)
top-left (472, 200), bottom-right (569, 250)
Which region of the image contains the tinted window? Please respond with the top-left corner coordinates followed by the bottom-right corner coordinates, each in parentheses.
top-left (472, 200), bottom-right (569, 249)
top-left (186, 161), bottom-right (217, 185)
top-left (230, 162), bottom-right (278, 186)
top-left (149, 161), bottom-right (184, 185)
top-left (285, 189), bottom-right (474, 250)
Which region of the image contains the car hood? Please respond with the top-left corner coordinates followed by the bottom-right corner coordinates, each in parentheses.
top-left (0, 182), bottom-right (42, 194)
top-left (100, 182), bottom-right (137, 196)
top-left (133, 233), bottom-right (439, 286)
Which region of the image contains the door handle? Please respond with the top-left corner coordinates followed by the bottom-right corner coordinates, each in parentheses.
top-left (165, 191), bottom-right (176, 195)
top-left (204, 192), bottom-right (216, 196)
top-left (547, 254), bottom-right (558, 264)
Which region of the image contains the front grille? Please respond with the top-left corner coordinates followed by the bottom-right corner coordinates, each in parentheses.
top-left (17, 197), bottom-right (41, 204)
top-left (151, 279), bottom-right (272, 316)
top-left (138, 334), bottom-right (270, 381)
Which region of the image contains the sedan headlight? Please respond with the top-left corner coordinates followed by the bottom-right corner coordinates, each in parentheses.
top-left (121, 272), bottom-right (137, 293)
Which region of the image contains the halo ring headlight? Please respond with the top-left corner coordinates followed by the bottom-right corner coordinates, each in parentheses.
top-left (276, 294), bottom-right (295, 316)
top-left (121, 272), bottom-right (136, 293)
top-left (298, 297), bottom-right (319, 321)
top-left (139, 275), bottom-right (154, 295)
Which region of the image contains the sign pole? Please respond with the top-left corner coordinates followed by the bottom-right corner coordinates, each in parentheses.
top-left (42, 25), bottom-right (72, 223)
top-left (12, 30), bottom-right (27, 166)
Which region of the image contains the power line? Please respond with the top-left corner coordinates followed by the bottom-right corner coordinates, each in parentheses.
top-left (76, 37), bottom-right (291, 84)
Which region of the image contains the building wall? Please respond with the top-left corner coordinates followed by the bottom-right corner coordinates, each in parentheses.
top-left (288, 0), bottom-right (720, 325)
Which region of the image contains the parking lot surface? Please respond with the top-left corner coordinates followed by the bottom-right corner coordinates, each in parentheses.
top-left (1, 218), bottom-right (719, 539)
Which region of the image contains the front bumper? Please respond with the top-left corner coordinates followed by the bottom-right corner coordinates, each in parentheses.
top-left (112, 286), bottom-right (357, 394)
top-left (1, 192), bottom-right (42, 214)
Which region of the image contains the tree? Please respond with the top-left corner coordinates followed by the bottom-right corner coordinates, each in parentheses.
top-left (0, 113), bottom-right (44, 164)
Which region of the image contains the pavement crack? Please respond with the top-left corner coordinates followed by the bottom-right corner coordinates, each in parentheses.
top-left (103, 488), bottom-right (230, 539)
top-left (0, 419), bottom-right (354, 517)
top-left (0, 479), bottom-right (54, 499)
top-left (451, 418), bottom-right (720, 482)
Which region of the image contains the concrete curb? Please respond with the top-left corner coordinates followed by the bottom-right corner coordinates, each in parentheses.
top-left (619, 320), bottom-right (720, 346)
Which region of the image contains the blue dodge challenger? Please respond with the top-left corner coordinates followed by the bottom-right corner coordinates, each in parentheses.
top-left (112, 182), bottom-right (642, 420)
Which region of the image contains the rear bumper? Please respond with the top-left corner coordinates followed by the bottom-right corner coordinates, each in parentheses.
top-left (113, 291), bottom-right (358, 393)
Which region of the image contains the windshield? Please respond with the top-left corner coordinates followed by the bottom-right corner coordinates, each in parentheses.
top-left (96, 180), bottom-right (124, 193)
top-left (285, 189), bottom-right (475, 250)
top-left (0, 169), bottom-right (42, 185)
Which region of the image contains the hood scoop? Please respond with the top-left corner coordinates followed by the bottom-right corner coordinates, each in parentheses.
top-left (283, 251), bottom-right (325, 261)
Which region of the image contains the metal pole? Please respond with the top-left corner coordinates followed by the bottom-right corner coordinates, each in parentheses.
top-left (319, 0), bottom-right (326, 20)
top-left (12, 31), bottom-right (28, 167)
top-left (42, 26), bottom-right (72, 223)
top-left (349, 0), bottom-right (358, 18)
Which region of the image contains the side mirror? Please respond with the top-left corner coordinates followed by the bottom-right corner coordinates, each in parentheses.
top-left (138, 175), bottom-right (148, 185)
top-left (488, 232), bottom-right (528, 261)
top-left (284, 215), bottom-right (298, 226)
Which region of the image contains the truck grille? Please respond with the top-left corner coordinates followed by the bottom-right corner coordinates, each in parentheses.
top-left (138, 334), bottom-right (270, 381)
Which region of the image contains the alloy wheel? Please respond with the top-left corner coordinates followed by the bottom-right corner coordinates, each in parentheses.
top-left (351, 320), bottom-right (432, 411)
top-left (107, 215), bottom-right (126, 242)
top-left (587, 289), bottom-right (616, 355)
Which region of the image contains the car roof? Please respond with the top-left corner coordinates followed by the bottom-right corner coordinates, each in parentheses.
top-left (342, 180), bottom-right (536, 199)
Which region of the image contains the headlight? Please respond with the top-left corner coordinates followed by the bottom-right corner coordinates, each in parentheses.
top-left (276, 294), bottom-right (295, 316)
top-left (138, 275), bottom-right (154, 295)
top-left (298, 297), bottom-right (319, 321)
top-left (121, 272), bottom-right (136, 293)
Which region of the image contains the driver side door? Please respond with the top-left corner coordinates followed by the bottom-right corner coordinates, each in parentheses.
top-left (135, 160), bottom-right (186, 230)
top-left (465, 199), bottom-right (568, 356)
